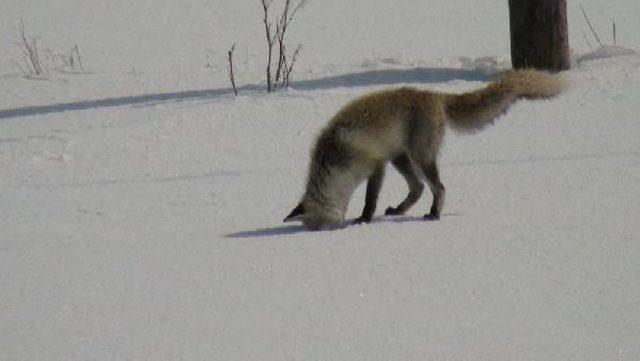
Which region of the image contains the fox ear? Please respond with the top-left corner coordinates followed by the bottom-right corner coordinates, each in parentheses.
top-left (283, 203), bottom-right (305, 222)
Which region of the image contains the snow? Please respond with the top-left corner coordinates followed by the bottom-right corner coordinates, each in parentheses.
top-left (576, 45), bottom-right (637, 63)
top-left (1, 0), bottom-right (639, 360)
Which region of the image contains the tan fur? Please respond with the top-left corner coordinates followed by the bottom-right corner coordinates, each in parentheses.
top-left (286, 70), bottom-right (565, 230)
top-left (444, 69), bottom-right (565, 132)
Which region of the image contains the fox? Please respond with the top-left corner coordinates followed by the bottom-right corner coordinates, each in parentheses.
top-left (284, 69), bottom-right (565, 230)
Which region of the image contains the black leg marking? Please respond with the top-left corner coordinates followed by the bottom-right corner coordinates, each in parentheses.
top-left (385, 154), bottom-right (424, 216)
top-left (354, 164), bottom-right (385, 224)
top-left (421, 161), bottom-right (445, 221)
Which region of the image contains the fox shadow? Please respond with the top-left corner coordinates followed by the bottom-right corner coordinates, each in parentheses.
top-left (225, 212), bottom-right (463, 239)
top-left (225, 224), bottom-right (309, 238)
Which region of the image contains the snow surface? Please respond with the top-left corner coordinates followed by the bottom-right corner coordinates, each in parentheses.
top-left (1, 0), bottom-right (639, 360)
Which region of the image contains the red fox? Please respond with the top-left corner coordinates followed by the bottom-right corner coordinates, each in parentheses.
top-left (284, 70), bottom-right (565, 230)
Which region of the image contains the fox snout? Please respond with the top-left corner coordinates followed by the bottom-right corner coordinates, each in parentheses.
top-left (283, 202), bottom-right (345, 230)
top-left (283, 203), bottom-right (304, 223)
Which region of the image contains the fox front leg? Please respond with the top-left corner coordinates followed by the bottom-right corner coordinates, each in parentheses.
top-left (353, 164), bottom-right (385, 224)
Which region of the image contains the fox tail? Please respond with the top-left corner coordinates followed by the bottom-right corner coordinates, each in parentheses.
top-left (443, 69), bottom-right (566, 133)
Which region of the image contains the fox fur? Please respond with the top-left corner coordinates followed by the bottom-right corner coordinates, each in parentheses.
top-left (284, 69), bottom-right (565, 230)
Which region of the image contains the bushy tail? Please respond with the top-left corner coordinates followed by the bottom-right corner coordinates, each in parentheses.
top-left (443, 69), bottom-right (565, 133)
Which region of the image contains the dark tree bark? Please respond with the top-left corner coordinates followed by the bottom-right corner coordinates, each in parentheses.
top-left (508, 0), bottom-right (570, 71)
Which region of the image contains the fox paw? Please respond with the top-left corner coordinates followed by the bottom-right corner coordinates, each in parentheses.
top-left (423, 212), bottom-right (440, 221)
top-left (352, 216), bottom-right (372, 224)
top-left (384, 206), bottom-right (403, 216)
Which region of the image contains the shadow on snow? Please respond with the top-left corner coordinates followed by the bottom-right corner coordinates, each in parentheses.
top-left (225, 224), bottom-right (309, 238)
top-left (225, 213), bottom-right (464, 239)
top-left (0, 67), bottom-right (497, 120)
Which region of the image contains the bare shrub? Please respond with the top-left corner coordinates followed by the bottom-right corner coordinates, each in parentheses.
top-left (260, 0), bottom-right (306, 92)
top-left (580, 5), bottom-right (620, 48)
top-left (17, 21), bottom-right (44, 76)
top-left (16, 21), bottom-right (86, 77)
top-left (47, 45), bottom-right (85, 72)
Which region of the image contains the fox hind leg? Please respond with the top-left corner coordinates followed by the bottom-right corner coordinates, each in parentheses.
top-left (385, 153), bottom-right (424, 216)
top-left (354, 163), bottom-right (385, 224)
top-left (421, 161), bottom-right (445, 220)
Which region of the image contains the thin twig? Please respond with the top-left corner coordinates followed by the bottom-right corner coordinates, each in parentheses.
top-left (580, 4), bottom-right (603, 47)
top-left (275, 0), bottom-right (306, 83)
top-left (228, 43), bottom-right (238, 96)
top-left (284, 0), bottom-right (306, 28)
top-left (612, 20), bottom-right (617, 46)
top-left (74, 45), bottom-right (84, 71)
top-left (261, 0), bottom-right (276, 92)
top-left (274, 0), bottom-right (290, 83)
top-left (282, 44), bottom-right (302, 89)
top-left (18, 21), bottom-right (43, 75)
top-left (20, 30), bottom-right (35, 73)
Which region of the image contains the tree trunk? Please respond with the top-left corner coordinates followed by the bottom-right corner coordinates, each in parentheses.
top-left (508, 0), bottom-right (570, 71)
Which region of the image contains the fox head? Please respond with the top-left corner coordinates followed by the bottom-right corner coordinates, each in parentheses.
top-left (284, 123), bottom-right (363, 230)
top-left (283, 198), bottom-right (346, 230)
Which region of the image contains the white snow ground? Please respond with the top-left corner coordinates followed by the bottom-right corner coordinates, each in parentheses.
top-left (1, 1), bottom-right (639, 360)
